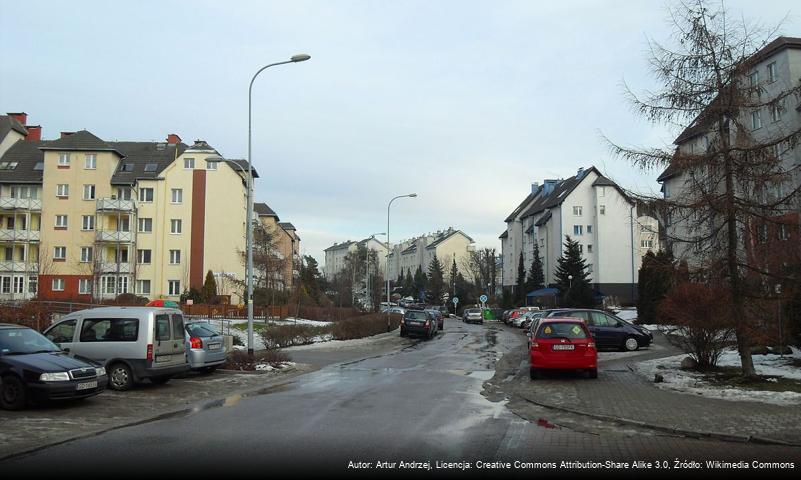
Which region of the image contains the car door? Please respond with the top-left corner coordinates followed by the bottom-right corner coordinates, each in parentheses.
top-left (589, 311), bottom-right (617, 348)
top-left (152, 312), bottom-right (187, 369)
top-left (44, 319), bottom-right (77, 352)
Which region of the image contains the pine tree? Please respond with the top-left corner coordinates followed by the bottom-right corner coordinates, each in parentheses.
top-left (448, 259), bottom-right (459, 312)
top-left (516, 252), bottom-right (526, 305)
top-left (427, 254), bottom-right (445, 305)
top-left (402, 268), bottom-right (414, 297)
top-left (637, 250), bottom-right (675, 324)
top-left (526, 243), bottom-right (545, 294)
top-left (554, 236), bottom-right (593, 308)
top-left (201, 270), bottom-right (217, 304)
top-left (413, 265), bottom-right (427, 301)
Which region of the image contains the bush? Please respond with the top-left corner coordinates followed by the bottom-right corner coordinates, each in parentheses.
top-left (658, 282), bottom-right (735, 370)
top-left (332, 313), bottom-right (402, 340)
top-left (258, 324), bottom-right (332, 349)
top-left (112, 293), bottom-right (149, 306)
top-left (224, 349), bottom-right (291, 371)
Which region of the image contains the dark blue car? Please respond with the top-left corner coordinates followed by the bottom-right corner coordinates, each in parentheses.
top-left (543, 309), bottom-right (652, 351)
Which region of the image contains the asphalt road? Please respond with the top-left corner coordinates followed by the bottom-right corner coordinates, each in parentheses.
top-left (3, 319), bottom-right (800, 477)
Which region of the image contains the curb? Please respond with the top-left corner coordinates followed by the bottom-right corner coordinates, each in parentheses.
top-left (0, 365), bottom-right (315, 463)
top-left (515, 392), bottom-right (801, 447)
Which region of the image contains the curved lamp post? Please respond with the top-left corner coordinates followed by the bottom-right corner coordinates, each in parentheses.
top-left (386, 193), bottom-right (417, 331)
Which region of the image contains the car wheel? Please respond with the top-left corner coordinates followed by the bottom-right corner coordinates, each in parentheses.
top-left (623, 336), bottom-right (640, 352)
top-left (149, 376), bottom-right (171, 385)
top-left (588, 368), bottom-right (598, 379)
top-left (529, 368), bottom-right (539, 380)
top-left (109, 363), bottom-right (134, 391)
top-left (1, 375), bottom-right (27, 410)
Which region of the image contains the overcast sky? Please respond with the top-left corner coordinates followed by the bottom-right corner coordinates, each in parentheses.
top-left (1, 1), bottom-right (798, 266)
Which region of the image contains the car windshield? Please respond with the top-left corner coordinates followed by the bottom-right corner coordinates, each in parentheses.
top-left (185, 322), bottom-right (220, 338)
top-left (405, 311), bottom-right (428, 320)
top-left (467, 309), bottom-right (481, 314)
top-left (0, 328), bottom-right (61, 355)
top-left (536, 322), bottom-right (588, 339)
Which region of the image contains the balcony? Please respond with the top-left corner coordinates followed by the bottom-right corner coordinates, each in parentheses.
top-left (99, 262), bottom-right (132, 274)
top-left (0, 261), bottom-right (38, 273)
top-left (96, 198), bottom-right (135, 212)
top-left (96, 230), bottom-right (134, 243)
top-left (0, 197), bottom-right (42, 211)
top-left (0, 229), bottom-right (40, 242)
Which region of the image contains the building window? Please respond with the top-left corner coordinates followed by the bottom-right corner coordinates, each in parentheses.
top-left (28, 276), bottom-right (37, 294)
top-left (748, 70), bottom-right (759, 87)
top-left (79, 279), bottom-right (92, 295)
top-left (587, 244), bottom-right (593, 253)
top-left (587, 225), bottom-right (592, 234)
top-left (84, 154), bottom-right (97, 169)
top-left (573, 225), bottom-right (583, 236)
top-left (101, 276), bottom-right (116, 295)
top-left (52, 278), bottom-right (65, 291)
top-left (138, 218), bottom-right (153, 233)
top-left (641, 240), bottom-right (654, 249)
top-left (82, 215), bottom-right (95, 231)
top-left (118, 276), bottom-right (129, 294)
top-left (578, 244), bottom-right (584, 254)
top-left (139, 188), bottom-right (154, 203)
top-left (184, 158), bottom-right (195, 169)
top-left (573, 206), bottom-right (583, 216)
top-left (539, 238), bottom-right (544, 247)
top-left (55, 215), bottom-right (68, 228)
top-left (54, 246), bottom-right (67, 260)
top-left (137, 279), bottom-right (151, 295)
top-left (168, 280), bottom-right (181, 296)
top-left (58, 153), bottom-right (70, 166)
top-left (137, 249), bottom-right (152, 264)
top-left (169, 249), bottom-right (181, 265)
top-left (599, 205), bottom-right (606, 215)
top-left (56, 184), bottom-right (69, 197)
top-left (80, 247), bottom-right (93, 263)
top-left (13, 276), bottom-right (24, 294)
top-left (0, 277), bottom-right (9, 294)
top-left (171, 188), bottom-right (183, 204)
top-left (83, 184), bottom-right (96, 200)
top-left (751, 110), bottom-right (762, 130)
top-left (117, 187), bottom-right (132, 200)
top-left (757, 224), bottom-right (768, 244)
top-left (206, 160), bottom-right (217, 170)
top-left (771, 100), bottom-right (783, 122)
top-left (778, 224), bottom-right (789, 241)
top-left (170, 219), bottom-right (182, 234)
top-left (767, 62), bottom-right (777, 83)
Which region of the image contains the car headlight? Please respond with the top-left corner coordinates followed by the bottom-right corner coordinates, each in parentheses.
top-left (95, 367), bottom-right (106, 376)
top-left (39, 372), bottom-right (71, 382)
top-left (642, 328), bottom-right (651, 335)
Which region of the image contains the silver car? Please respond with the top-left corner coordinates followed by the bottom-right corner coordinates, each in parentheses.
top-left (184, 321), bottom-right (226, 372)
top-left (463, 308), bottom-right (484, 324)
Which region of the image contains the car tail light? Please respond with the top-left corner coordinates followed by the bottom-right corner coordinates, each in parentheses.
top-left (190, 337), bottom-right (203, 349)
top-left (146, 344), bottom-right (153, 361)
top-left (587, 342), bottom-right (596, 349)
top-left (531, 342), bottom-right (539, 349)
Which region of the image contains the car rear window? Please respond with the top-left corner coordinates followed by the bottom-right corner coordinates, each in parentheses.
top-left (536, 322), bottom-right (588, 339)
top-left (185, 322), bottom-right (219, 338)
top-left (155, 314), bottom-right (171, 341)
top-left (405, 311), bottom-right (427, 320)
top-left (171, 314), bottom-right (185, 340)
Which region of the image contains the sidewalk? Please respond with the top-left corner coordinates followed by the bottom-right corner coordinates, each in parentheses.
top-left (508, 337), bottom-right (801, 446)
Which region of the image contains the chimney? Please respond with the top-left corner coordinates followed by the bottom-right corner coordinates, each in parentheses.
top-left (166, 133), bottom-right (181, 145)
top-left (531, 181), bottom-right (539, 193)
top-left (25, 125), bottom-right (42, 142)
top-left (7, 112), bottom-right (27, 125)
top-left (60, 131), bottom-right (75, 139)
top-left (543, 179), bottom-right (559, 195)
top-left (576, 167), bottom-right (585, 179)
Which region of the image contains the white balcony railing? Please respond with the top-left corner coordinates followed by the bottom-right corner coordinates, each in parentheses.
top-left (0, 261), bottom-right (38, 273)
top-left (99, 262), bottom-right (132, 273)
top-left (0, 197), bottom-right (42, 211)
top-left (0, 229), bottom-right (40, 242)
top-left (96, 198), bottom-right (136, 212)
top-left (96, 230), bottom-right (134, 243)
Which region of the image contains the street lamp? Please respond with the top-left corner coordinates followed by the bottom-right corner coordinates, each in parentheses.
top-left (386, 193), bottom-right (417, 331)
top-left (243, 54), bottom-right (310, 356)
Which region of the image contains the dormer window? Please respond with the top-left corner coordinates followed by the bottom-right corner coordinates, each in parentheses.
top-left (121, 163), bottom-right (134, 172)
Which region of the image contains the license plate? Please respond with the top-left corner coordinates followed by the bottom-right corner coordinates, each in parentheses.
top-left (208, 343), bottom-right (221, 350)
top-left (76, 381), bottom-right (97, 390)
top-left (552, 344), bottom-right (575, 351)
top-left (155, 355), bottom-right (171, 363)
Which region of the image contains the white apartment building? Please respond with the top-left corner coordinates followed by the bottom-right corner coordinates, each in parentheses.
top-left (323, 236), bottom-right (389, 280)
top-left (387, 228), bottom-right (474, 282)
top-left (501, 166), bottom-right (659, 303)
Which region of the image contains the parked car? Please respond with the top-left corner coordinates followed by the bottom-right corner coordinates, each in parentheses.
top-left (387, 307), bottom-right (406, 315)
top-left (529, 317), bottom-right (597, 380)
top-left (44, 307), bottom-right (190, 391)
top-left (184, 321), bottom-right (226, 372)
top-left (1, 323), bottom-right (108, 410)
top-left (400, 310), bottom-right (437, 339)
top-left (437, 305), bottom-right (450, 318)
top-left (506, 309), bottom-right (524, 325)
top-left (502, 309), bottom-right (514, 323)
top-left (519, 311), bottom-right (545, 329)
top-left (542, 309), bottom-right (653, 351)
top-left (425, 309), bottom-right (445, 330)
top-left (463, 308), bottom-right (484, 324)
top-left (525, 315), bottom-right (545, 349)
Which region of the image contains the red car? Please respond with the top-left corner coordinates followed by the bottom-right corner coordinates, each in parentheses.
top-left (529, 317), bottom-right (597, 380)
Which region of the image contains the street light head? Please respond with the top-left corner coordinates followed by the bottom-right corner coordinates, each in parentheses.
top-left (291, 54), bottom-right (311, 62)
top-left (408, 193), bottom-right (418, 198)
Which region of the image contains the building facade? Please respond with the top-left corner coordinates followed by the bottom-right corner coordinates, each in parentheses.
top-left (323, 236), bottom-right (388, 280)
top-left (386, 228), bottom-right (474, 282)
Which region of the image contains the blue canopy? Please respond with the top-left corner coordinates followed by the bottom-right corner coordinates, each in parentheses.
top-left (527, 287), bottom-right (559, 298)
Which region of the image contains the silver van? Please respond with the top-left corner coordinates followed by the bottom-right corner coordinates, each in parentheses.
top-left (43, 307), bottom-right (190, 391)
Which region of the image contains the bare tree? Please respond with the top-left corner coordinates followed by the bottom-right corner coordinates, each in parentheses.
top-left (609, 0), bottom-right (801, 377)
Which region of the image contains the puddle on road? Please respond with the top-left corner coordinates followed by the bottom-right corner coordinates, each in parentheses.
top-left (467, 370), bottom-right (495, 381)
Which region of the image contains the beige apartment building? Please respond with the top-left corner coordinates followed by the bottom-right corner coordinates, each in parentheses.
top-left (255, 202), bottom-right (300, 290)
top-left (0, 113), bottom-right (300, 303)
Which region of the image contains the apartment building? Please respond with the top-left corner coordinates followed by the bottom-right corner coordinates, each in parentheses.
top-left (658, 36), bottom-right (801, 267)
top-left (500, 166), bottom-right (659, 303)
top-left (323, 236), bottom-right (388, 280)
top-left (0, 115), bottom-right (299, 303)
top-left (386, 227), bottom-right (474, 282)
top-left (254, 202), bottom-right (301, 290)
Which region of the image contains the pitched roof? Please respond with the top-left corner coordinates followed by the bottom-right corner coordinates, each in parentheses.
top-left (278, 222), bottom-right (296, 231)
top-left (425, 229), bottom-right (474, 250)
top-left (358, 237), bottom-right (388, 249)
top-left (534, 210), bottom-right (552, 227)
top-left (108, 141), bottom-right (188, 185)
top-left (324, 240), bottom-right (355, 252)
top-left (254, 202), bottom-right (279, 219)
top-left (225, 159), bottom-right (260, 178)
top-left (0, 140), bottom-right (44, 184)
top-left (499, 230), bottom-right (508, 239)
top-left (39, 130), bottom-right (122, 155)
top-left (0, 115), bottom-right (27, 140)
top-left (504, 190), bottom-right (539, 222)
top-left (401, 243), bottom-right (417, 255)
